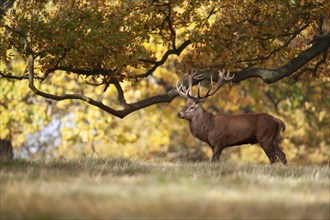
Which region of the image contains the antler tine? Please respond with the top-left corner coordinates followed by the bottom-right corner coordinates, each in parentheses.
top-left (193, 74), bottom-right (205, 80)
top-left (186, 71), bottom-right (202, 100)
top-left (176, 73), bottom-right (197, 100)
top-left (176, 69), bottom-right (235, 101)
top-left (197, 82), bottom-right (202, 99)
top-left (194, 74), bottom-right (214, 101)
top-left (209, 70), bottom-right (226, 96)
top-left (176, 80), bottom-right (186, 98)
top-left (191, 70), bottom-right (205, 80)
top-left (223, 69), bottom-right (234, 81)
top-left (209, 69), bottom-right (231, 95)
top-left (204, 74), bottom-right (213, 97)
top-left (200, 69), bottom-right (234, 98)
top-left (190, 70), bottom-right (212, 100)
top-left (187, 73), bottom-right (193, 96)
top-left (191, 69), bottom-right (199, 77)
top-left (176, 74), bottom-right (190, 99)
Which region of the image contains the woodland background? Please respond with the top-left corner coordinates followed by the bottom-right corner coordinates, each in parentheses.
top-left (0, 0), bottom-right (329, 164)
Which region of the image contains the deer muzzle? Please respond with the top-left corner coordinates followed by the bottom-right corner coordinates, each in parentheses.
top-left (177, 112), bottom-right (184, 119)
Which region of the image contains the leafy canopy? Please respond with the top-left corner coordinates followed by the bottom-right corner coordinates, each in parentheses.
top-left (1, 1), bottom-right (329, 118)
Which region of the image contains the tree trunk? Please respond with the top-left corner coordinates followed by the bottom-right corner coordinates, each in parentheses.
top-left (0, 139), bottom-right (13, 159)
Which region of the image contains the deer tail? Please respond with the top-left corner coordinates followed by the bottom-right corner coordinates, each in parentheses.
top-left (280, 119), bottom-right (286, 132)
top-left (276, 119), bottom-right (286, 143)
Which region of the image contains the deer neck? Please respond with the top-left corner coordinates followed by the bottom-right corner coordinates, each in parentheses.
top-left (189, 108), bottom-right (214, 143)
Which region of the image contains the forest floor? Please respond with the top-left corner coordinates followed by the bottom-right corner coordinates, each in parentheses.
top-left (0, 157), bottom-right (329, 219)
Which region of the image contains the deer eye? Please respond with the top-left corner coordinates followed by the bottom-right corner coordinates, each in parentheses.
top-left (188, 106), bottom-right (195, 111)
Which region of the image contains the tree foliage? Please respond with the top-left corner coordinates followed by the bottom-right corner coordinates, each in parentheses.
top-left (1, 0), bottom-right (329, 116)
top-left (0, 0), bottom-right (329, 163)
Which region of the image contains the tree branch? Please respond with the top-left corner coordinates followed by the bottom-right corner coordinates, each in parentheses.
top-left (26, 51), bottom-right (179, 119)
top-left (0, 71), bottom-right (28, 80)
top-left (29, 79), bottom-right (179, 119)
top-left (162, 3), bottom-right (176, 50)
top-left (133, 39), bottom-right (191, 79)
top-left (232, 33), bottom-right (330, 83)
top-left (112, 79), bottom-right (128, 107)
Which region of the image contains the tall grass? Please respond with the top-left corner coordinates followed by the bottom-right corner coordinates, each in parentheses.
top-left (1, 157), bottom-right (329, 219)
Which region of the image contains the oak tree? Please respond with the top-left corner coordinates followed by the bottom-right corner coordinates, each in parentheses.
top-left (1, 0), bottom-right (329, 118)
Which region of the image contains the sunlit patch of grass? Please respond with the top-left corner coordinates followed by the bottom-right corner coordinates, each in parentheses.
top-left (1, 158), bottom-right (329, 219)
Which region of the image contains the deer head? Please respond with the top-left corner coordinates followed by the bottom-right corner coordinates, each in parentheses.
top-left (176, 70), bottom-right (234, 120)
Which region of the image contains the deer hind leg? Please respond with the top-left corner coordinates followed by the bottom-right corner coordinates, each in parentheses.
top-left (273, 124), bottom-right (287, 165)
top-left (273, 143), bottom-right (287, 165)
top-left (258, 140), bottom-right (277, 165)
top-left (211, 145), bottom-right (223, 162)
top-left (265, 149), bottom-right (277, 165)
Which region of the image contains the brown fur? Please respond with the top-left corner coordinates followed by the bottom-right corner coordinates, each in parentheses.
top-left (177, 99), bottom-right (287, 164)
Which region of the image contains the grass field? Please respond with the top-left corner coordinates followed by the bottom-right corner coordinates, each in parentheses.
top-left (0, 158), bottom-right (329, 219)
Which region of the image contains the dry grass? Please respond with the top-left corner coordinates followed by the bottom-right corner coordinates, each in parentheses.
top-left (1, 158), bottom-right (329, 219)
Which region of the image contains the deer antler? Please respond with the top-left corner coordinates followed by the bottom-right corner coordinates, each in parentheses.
top-left (176, 69), bottom-right (234, 101)
top-left (176, 70), bottom-right (199, 101)
top-left (201, 69), bottom-right (234, 99)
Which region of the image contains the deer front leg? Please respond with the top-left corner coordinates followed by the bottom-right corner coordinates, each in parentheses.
top-left (211, 145), bottom-right (223, 162)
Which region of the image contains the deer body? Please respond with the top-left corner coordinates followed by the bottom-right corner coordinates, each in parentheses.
top-left (176, 70), bottom-right (287, 164)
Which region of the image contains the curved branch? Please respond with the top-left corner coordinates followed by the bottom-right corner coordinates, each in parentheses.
top-left (29, 82), bottom-right (178, 119)
top-left (27, 54), bottom-right (178, 119)
top-left (232, 33), bottom-right (330, 83)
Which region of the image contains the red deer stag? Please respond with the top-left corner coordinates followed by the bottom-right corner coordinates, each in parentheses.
top-left (176, 70), bottom-right (287, 165)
